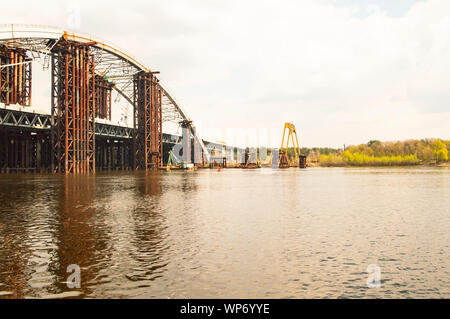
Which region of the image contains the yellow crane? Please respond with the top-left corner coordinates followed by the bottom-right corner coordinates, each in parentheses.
top-left (279, 122), bottom-right (306, 168)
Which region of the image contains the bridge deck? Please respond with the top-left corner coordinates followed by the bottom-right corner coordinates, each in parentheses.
top-left (0, 108), bottom-right (244, 173)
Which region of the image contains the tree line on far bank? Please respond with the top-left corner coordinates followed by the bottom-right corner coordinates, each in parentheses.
top-left (298, 139), bottom-right (449, 167)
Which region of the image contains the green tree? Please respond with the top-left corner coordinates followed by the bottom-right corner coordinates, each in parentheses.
top-left (317, 138), bottom-right (447, 167)
top-left (421, 146), bottom-right (433, 162)
top-left (432, 140), bottom-right (449, 163)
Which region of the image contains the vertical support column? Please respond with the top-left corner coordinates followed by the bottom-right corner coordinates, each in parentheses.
top-left (194, 138), bottom-right (203, 165)
top-left (51, 55), bottom-right (57, 172)
top-left (5, 133), bottom-right (10, 171)
top-left (121, 142), bottom-right (125, 170)
top-left (151, 77), bottom-right (162, 167)
top-left (14, 134), bottom-right (18, 171)
top-left (87, 53), bottom-right (96, 174)
top-left (94, 75), bottom-right (112, 120)
top-left (181, 120), bottom-right (192, 164)
top-left (0, 131), bottom-right (5, 172)
top-left (133, 71), bottom-right (162, 170)
top-left (159, 88), bottom-right (163, 167)
top-left (107, 141), bottom-right (112, 171)
top-left (51, 39), bottom-right (95, 174)
top-left (103, 140), bottom-right (107, 171)
top-left (0, 45), bottom-right (32, 107)
top-left (36, 134), bottom-right (41, 171)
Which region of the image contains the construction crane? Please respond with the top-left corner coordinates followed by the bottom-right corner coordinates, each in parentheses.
top-left (279, 122), bottom-right (307, 168)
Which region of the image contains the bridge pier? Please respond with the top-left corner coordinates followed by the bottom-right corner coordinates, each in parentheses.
top-left (133, 71), bottom-right (162, 170)
top-left (0, 125), bottom-right (144, 174)
top-left (94, 138), bottom-right (133, 172)
top-left (0, 129), bottom-right (52, 173)
top-left (179, 119), bottom-right (205, 166)
top-left (51, 40), bottom-right (96, 174)
top-left (180, 120), bottom-right (192, 164)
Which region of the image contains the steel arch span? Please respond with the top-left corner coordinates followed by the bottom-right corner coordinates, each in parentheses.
top-left (0, 24), bottom-right (210, 173)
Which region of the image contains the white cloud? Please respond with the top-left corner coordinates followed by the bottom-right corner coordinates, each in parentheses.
top-left (1, 0), bottom-right (449, 147)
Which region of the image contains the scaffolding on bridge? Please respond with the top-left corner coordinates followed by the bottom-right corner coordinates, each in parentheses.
top-left (0, 24), bottom-right (211, 174)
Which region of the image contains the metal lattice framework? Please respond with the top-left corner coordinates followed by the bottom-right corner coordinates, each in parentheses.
top-left (95, 123), bottom-right (133, 139)
top-left (0, 24), bottom-right (212, 169)
top-left (0, 108), bottom-right (132, 139)
top-left (133, 71), bottom-right (162, 169)
top-left (51, 39), bottom-right (95, 173)
top-left (94, 74), bottom-right (113, 120)
top-left (0, 108), bottom-right (51, 130)
top-left (0, 45), bottom-right (32, 106)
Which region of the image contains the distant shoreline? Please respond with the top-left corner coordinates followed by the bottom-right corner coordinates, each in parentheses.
top-left (309, 162), bottom-right (449, 168)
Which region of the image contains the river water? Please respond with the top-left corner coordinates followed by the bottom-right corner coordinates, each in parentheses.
top-left (0, 167), bottom-right (448, 299)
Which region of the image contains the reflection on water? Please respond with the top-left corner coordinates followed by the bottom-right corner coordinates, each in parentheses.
top-left (0, 168), bottom-right (449, 298)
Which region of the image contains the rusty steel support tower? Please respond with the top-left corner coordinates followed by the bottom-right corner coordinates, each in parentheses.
top-left (133, 71), bottom-right (162, 170)
top-left (94, 75), bottom-right (113, 121)
top-left (51, 39), bottom-right (96, 174)
top-left (0, 45), bottom-right (32, 107)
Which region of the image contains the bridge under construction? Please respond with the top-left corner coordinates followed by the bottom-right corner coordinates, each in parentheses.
top-left (0, 24), bottom-right (240, 174)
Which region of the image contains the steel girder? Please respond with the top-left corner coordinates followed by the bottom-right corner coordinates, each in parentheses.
top-left (95, 124), bottom-right (133, 139)
top-left (0, 108), bottom-right (51, 130)
top-left (0, 108), bottom-right (132, 139)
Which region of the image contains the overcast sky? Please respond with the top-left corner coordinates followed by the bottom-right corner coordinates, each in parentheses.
top-left (1, 0), bottom-right (449, 148)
